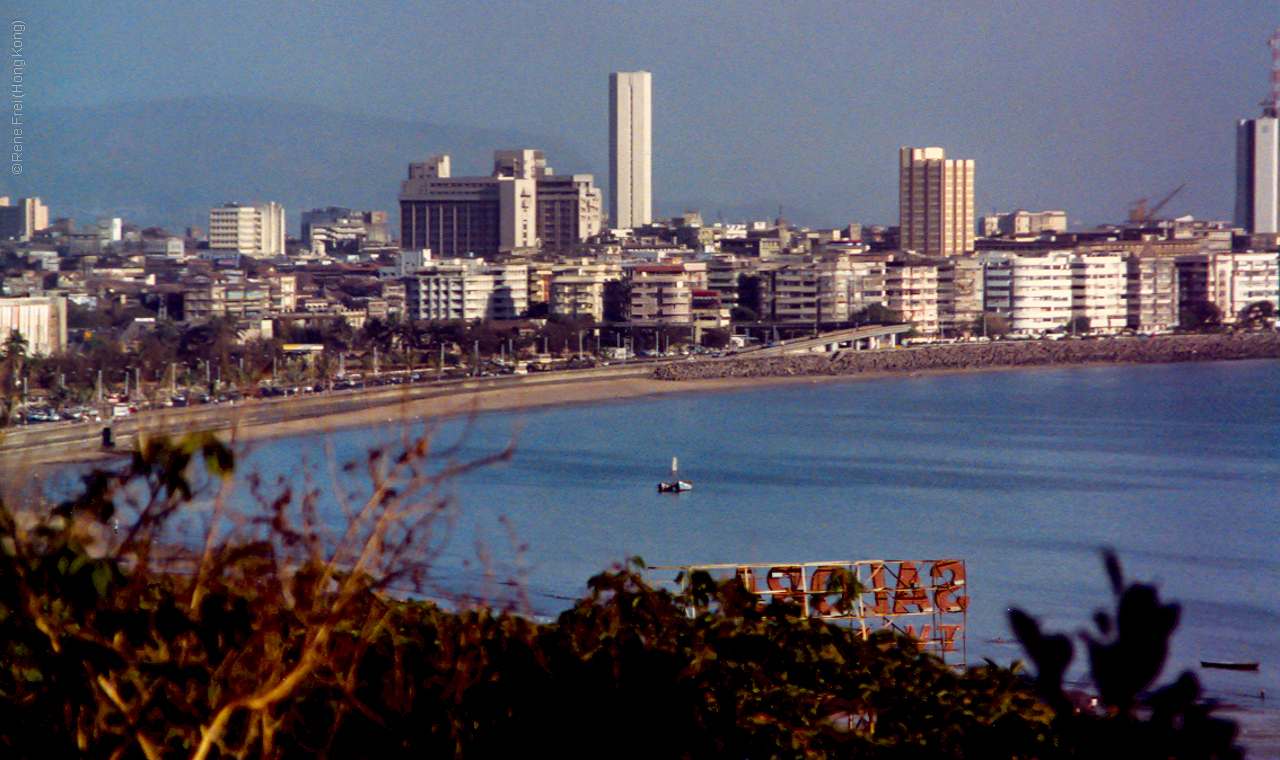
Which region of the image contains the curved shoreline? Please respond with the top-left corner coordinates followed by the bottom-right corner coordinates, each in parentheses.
top-left (8, 332), bottom-right (1280, 465)
top-left (278, 332), bottom-right (1280, 447)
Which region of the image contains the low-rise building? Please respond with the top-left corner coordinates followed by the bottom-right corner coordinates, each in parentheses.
top-left (1125, 250), bottom-right (1179, 333)
top-left (209, 202), bottom-right (286, 256)
top-left (625, 262), bottom-right (707, 324)
top-left (979, 209), bottom-right (1067, 238)
top-left (547, 261), bottom-right (622, 321)
top-left (1177, 251), bottom-right (1279, 324)
top-left (300, 207), bottom-right (390, 252)
top-left (885, 257), bottom-right (941, 336)
top-left (759, 259), bottom-right (856, 324)
top-left (1070, 253), bottom-right (1128, 333)
top-left (980, 252), bottom-right (1074, 335)
top-left (403, 261), bottom-right (529, 321)
top-left (0, 295), bottom-right (66, 354)
top-left (183, 276), bottom-right (272, 322)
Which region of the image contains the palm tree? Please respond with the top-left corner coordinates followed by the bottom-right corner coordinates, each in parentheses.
top-left (0, 329), bottom-right (28, 425)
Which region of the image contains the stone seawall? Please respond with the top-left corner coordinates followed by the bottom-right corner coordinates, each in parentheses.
top-left (652, 333), bottom-right (1280, 381)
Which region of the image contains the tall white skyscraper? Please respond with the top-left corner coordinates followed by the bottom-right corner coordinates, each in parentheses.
top-left (1236, 117), bottom-right (1280, 234)
top-left (898, 147), bottom-right (975, 258)
top-left (1235, 31), bottom-right (1280, 235)
top-left (609, 71), bottom-right (652, 230)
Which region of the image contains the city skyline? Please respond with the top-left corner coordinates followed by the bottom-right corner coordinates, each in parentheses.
top-left (5, 1), bottom-right (1280, 231)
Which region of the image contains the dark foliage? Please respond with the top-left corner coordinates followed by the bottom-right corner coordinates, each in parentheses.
top-left (0, 438), bottom-right (1242, 759)
top-left (1009, 549), bottom-right (1241, 760)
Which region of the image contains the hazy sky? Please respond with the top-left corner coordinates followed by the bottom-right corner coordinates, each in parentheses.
top-left (11, 0), bottom-right (1280, 228)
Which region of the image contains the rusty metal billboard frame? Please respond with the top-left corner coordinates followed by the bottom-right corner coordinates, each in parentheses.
top-left (648, 559), bottom-right (968, 666)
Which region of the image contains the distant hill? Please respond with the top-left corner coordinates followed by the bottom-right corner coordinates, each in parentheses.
top-left (1, 97), bottom-right (598, 234)
top-left (1, 97), bottom-right (842, 235)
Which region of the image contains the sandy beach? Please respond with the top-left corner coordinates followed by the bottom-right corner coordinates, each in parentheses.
top-left (8, 332), bottom-right (1279, 465)
top-left (244, 331), bottom-right (1280, 445)
top-left (1, 369), bottom-right (837, 467)
top-left (228, 372), bottom-right (832, 445)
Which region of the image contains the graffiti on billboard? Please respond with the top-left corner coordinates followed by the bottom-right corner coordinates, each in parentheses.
top-left (650, 559), bottom-right (968, 664)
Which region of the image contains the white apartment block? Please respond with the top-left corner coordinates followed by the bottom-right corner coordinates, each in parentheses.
top-left (1070, 254), bottom-right (1128, 333)
top-left (183, 279), bottom-right (272, 322)
top-left (269, 274), bottom-right (298, 314)
top-left (142, 236), bottom-right (187, 259)
top-left (761, 260), bottom-right (855, 324)
top-left (403, 261), bottom-right (529, 321)
top-left (1214, 252), bottom-right (1279, 320)
top-left (625, 262), bottom-right (706, 324)
top-left (209, 202), bottom-right (286, 256)
top-left (380, 249), bottom-right (433, 279)
top-left (848, 256), bottom-right (889, 312)
top-left (609, 71), bottom-right (652, 230)
top-left (937, 257), bottom-right (984, 336)
top-left (705, 255), bottom-right (751, 311)
top-left (300, 207), bottom-right (390, 250)
top-left (980, 253), bottom-right (1075, 335)
top-left (183, 272), bottom-right (297, 322)
top-left (1178, 251), bottom-right (1279, 323)
top-left (1125, 253), bottom-right (1179, 333)
top-left (548, 262), bottom-right (622, 321)
top-left (0, 296), bottom-right (66, 354)
top-left (899, 147), bottom-right (975, 257)
top-left (97, 217), bottom-right (123, 244)
top-left (980, 252), bottom-right (1129, 335)
top-left (884, 259), bottom-right (941, 336)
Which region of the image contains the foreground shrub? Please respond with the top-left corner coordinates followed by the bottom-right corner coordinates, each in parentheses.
top-left (0, 434), bottom-right (1241, 759)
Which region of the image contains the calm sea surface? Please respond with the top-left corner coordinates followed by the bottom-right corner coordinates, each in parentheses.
top-left (241, 359), bottom-right (1279, 711)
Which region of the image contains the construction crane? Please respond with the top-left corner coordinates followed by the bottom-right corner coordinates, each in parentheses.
top-left (1264, 29), bottom-right (1279, 118)
top-left (1127, 183), bottom-right (1186, 224)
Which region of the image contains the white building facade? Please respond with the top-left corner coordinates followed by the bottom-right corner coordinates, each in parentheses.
top-left (1070, 253), bottom-right (1128, 333)
top-left (981, 253), bottom-right (1074, 335)
top-left (209, 202), bottom-right (286, 256)
top-left (1178, 251), bottom-right (1280, 323)
top-left (609, 71), bottom-right (652, 230)
top-left (1235, 116), bottom-right (1279, 235)
top-left (403, 261), bottom-right (529, 321)
top-left (0, 296), bottom-right (67, 355)
top-left (625, 262), bottom-right (706, 324)
top-left (548, 262), bottom-right (622, 322)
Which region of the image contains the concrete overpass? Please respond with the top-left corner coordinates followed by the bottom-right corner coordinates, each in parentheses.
top-left (735, 325), bottom-right (913, 357)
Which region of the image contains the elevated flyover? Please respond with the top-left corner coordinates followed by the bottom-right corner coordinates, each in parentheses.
top-left (735, 325), bottom-right (913, 357)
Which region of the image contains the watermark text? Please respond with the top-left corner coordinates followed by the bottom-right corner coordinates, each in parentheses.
top-left (10, 20), bottom-right (25, 175)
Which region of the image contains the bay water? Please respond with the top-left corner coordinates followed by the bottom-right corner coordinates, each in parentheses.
top-left (243, 359), bottom-right (1279, 713)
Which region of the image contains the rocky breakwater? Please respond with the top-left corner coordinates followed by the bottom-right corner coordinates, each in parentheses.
top-left (652, 333), bottom-right (1280, 382)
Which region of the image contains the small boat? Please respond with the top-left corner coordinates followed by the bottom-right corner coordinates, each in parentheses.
top-left (657, 456), bottom-right (692, 493)
top-left (1200, 661), bottom-right (1260, 671)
